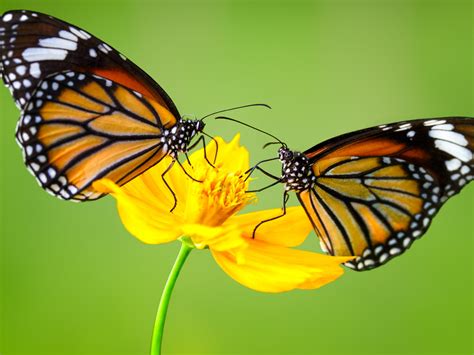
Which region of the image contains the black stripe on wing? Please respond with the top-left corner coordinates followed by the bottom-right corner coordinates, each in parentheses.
top-left (16, 70), bottom-right (166, 201)
top-left (308, 157), bottom-right (445, 271)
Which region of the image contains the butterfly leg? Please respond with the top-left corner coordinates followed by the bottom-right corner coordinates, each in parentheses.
top-left (247, 179), bottom-right (281, 193)
top-left (161, 160), bottom-right (178, 213)
top-left (186, 136), bottom-right (217, 168)
top-left (245, 165), bottom-right (281, 194)
top-left (252, 191), bottom-right (289, 238)
top-left (176, 159), bottom-right (203, 183)
top-left (184, 151), bottom-right (194, 168)
top-left (245, 157), bottom-right (279, 181)
top-left (187, 134), bottom-right (217, 168)
top-left (202, 132), bottom-right (219, 164)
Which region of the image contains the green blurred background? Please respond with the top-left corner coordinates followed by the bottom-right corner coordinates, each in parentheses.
top-left (0, 0), bottom-right (472, 354)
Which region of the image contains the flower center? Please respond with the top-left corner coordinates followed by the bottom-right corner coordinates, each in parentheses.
top-left (183, 161), bottom-right (254, 227)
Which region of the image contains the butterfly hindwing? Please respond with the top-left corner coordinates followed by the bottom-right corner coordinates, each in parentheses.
top-left (0, 10), bottom-right (179, 116)
top-left (299, 156), bottom-right (444, 270)
top-left (16, 70), bottom-right (175, 201)
top-left (299, 117), bottom-right (473, 270)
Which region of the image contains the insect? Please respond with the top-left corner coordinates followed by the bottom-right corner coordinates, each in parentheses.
top-left (0, 10), bottom-right (258, 205)
top-left (222, 116), bottom-right (474, 271)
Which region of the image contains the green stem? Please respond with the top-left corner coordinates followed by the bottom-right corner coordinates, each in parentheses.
top-left (150, 241), bottom-right (193, 355)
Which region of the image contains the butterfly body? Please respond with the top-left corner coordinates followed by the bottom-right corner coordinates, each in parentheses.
top-left (278, 147), bottom-right (315, 191)
top-left (271, 117), bottom-right (474, 271)
top-left (161, 119), bottom-right (205, 159)
top-left (1, 10), bottom-right (206, 201)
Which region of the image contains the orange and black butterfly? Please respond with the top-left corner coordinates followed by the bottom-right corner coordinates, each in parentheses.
top-left (0, 10), bottom-right (221, 203)
top-left (241, 117), bottom-right (473, 271)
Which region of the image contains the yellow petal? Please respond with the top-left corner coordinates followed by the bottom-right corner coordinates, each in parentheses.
top-left (94, 179), bottom-right (181, 244)
top-left (119, 156), bottom-right (188, 217)
top-left (226, 206), bottom-right (312, 247)
top-left (189, 134), bottom-right (250, 173)
top-left (211, 239), bottom-right (353, 293)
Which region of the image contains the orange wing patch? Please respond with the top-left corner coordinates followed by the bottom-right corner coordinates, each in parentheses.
top-left (38, 123), bottom-right (85, 146)
top-left (114, 86), bottom-right (157, 124)
top-left (64, 139), bottom-right (161, 188)
top-left (41, 101), bottom-right (100, 122)
top-left (81, 81), bottom-right (115, 106)
top-left (88, 112), bottom-right (160, 136)
top-left (17, 71), bottom-right (174, 201)
top-left (301, 156), bottom-right (441, 270)
top-left (56, 85), bottom-right (106, 113)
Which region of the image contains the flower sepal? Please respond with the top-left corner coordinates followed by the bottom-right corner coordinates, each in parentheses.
top-left (179, 236), bottom-right (199, 250)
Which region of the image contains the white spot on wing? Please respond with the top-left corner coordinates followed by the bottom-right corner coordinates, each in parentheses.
top-left (48, 168), bottom-right (57, 178)
top-left (431, 124), bottom-right (454, 131)
top-left (424, 119), bottom-right (447, 126)
top-left (3, 14), bottom-right (13, 22)
top-left (434, 140), bottom-right (472, 162)
top-left (58, 30), bottom-right (78, 42)
top-left (69, 26), bottom-right (91, 40)
top-left (68, 185), bottom-right (78, 194)
top-left (79, 29), bottom-right (91, 39)
top-left (429, 130), bottom-right (468, 146)
top-left (22, 48), bottom-right (68, 62)
top-left (98, 44), bottom-right (110, 54)
top-left (445, 158), bottom-right (461, 172)
top-left (39, 37), bottom-right (78, 51)
top-left (29, 62), bottom-right (41, 78)
top-left (16, 65), bottom-right (27, 76)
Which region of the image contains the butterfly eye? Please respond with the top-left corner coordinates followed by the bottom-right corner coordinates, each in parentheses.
top-left (279, 148), bottom-right (293, 161)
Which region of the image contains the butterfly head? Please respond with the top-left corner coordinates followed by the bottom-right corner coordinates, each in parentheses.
top-left (278, 147), bottom-right (314, 191)
top-left (278, 146), bottom-right (293, 162)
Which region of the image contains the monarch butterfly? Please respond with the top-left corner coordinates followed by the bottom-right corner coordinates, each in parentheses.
top-left (0, 10), bottom-right (262, 204)
top-left (223, 116), bottom-right (474, 271)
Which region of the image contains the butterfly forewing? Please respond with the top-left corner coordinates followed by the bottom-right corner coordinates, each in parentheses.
top-left (17, 70), bottom-right (174, 201)
top-left (300, 118), bottom-right (473, 270)
top-left (0, 10), bottom-right (180, 116)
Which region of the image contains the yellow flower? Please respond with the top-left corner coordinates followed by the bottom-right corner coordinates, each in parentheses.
top-left (95, 134), bottom-right (352, 293)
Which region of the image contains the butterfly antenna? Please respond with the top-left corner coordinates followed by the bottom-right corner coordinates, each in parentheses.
top-left (200, 103), bottom-right (271, 121)
top-left (215, 115), bottom-right (286, 147)
top-left (262, 141), bottom-right (283, 149)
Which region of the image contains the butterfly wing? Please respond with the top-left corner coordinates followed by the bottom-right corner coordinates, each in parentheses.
top-left (0, 10), bottom-right (180, 117)
top-left (298, 117), bottom-right (473, 270)
top-left (17, 70), bottom-right (176, 201)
